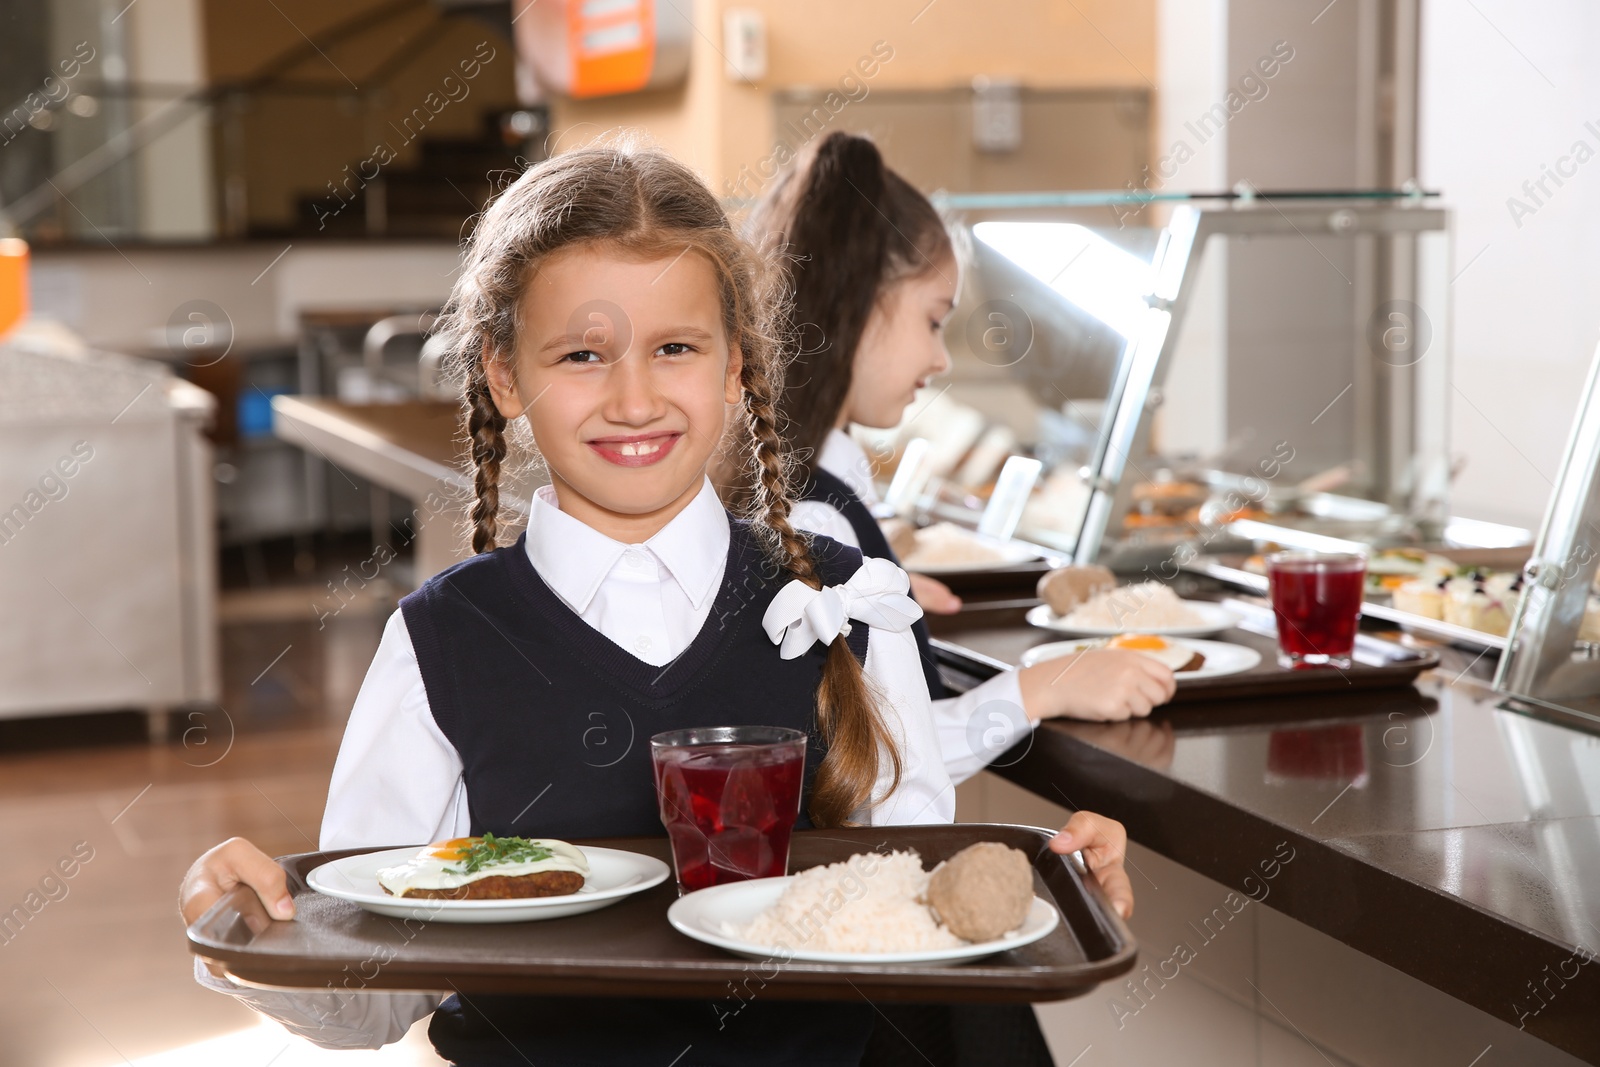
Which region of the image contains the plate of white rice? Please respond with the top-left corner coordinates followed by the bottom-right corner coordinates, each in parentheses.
top-left (1027, 581), bottom-right (1239, 637)
top-left (899, 523), bottom-right (1042, 575)
top-left (666, 851), bottom-right (1058, 965)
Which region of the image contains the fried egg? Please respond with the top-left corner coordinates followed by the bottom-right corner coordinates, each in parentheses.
top-left (375, 836), bottom-right (589, 896)
top-left (1105, 633), bottom-right (1200, 672)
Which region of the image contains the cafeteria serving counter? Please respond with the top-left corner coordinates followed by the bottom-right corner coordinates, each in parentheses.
top-left (931, 604), bottom-right (1600, 1064)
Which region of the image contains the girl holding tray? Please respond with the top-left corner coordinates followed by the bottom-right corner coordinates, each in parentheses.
top-left (177, 139), bottom-right (1134, 1067)
top-left (744, 131), bottom-right (1178, 783)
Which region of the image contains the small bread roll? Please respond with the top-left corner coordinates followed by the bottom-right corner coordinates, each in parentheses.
top-left (927, 842), bottom-right (1034, 942)
top-left (1037, 564), bottom-right (1116, 616)
top-left (879, 517), bottom-right (919, 561)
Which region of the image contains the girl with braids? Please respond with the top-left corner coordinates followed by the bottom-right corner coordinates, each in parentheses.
top-left (748, 131), bottom-right (1178, 789)
top-left (175, 138), bottom-right (980, 1067)
top-left (177, 137), bottom-right (1133, 1066)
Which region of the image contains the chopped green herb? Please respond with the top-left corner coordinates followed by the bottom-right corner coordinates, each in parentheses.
top-left (444, 832), bottom-right (556, 875)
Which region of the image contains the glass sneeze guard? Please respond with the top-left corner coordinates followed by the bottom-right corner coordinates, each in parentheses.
top-left (931, 188), bottom-right (1457, 569)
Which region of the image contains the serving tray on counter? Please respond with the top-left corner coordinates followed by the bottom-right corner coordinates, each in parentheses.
top-left (187, 823), bottom-right (1136, 1003)
top-left (929, 598), bottom-right (1439, 702)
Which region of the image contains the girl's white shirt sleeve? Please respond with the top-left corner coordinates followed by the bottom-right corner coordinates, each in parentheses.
top-left (791, 498), bottom-right (1035, 787)
top-left (857, 622), bottom-right (956, 825)
top-left (192, 608), bottom-right (460, 1050)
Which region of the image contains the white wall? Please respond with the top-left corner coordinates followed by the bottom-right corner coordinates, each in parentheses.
top-left (1152, 0), bottom-right (1229, 460)
top-left (1153, 0), bottom-right (1374, 476)
top-left (1419, 0), bottom-right (1600, 529)
top-left (27, 242), bottom-right (463, 350)
top-left (125, 0), bottom-right (215, 240)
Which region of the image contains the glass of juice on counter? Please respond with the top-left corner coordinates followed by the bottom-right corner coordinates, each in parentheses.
top-left (651, 725), bottom-right (806, 894)
top-left (1266, 551), bottom-right (1367, 669)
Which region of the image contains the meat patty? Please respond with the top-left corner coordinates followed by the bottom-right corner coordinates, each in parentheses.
top-left (1037, 565), bottom-right (1117, 615)
top-left (928, 842), bottom-right (1034, 942)
top-left (382, 870), bottom-right (585, 900)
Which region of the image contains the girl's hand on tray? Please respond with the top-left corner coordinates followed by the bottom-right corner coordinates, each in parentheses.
top-left (180, 837), bottom-right (296, 928)
top-left (908, 573), bottom-right (963, 614)
top-left (1050, 811), bottom-right (1134, 920)
top-left (1018, 648), bottom-right (1176, 722)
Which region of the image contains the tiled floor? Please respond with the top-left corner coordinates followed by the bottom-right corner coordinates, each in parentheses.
top-left (0, 582), bottom-right (450, 1067)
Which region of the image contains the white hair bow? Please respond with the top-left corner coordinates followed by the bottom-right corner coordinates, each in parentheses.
top-left (762, 556), bottom-right (923, 660)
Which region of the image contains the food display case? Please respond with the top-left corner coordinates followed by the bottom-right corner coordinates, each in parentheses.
top-left (857, 186), bottom-right (1600, 728)
top-left (927, 189), bottom-right (1467, 552)
top-left (859, 189), bottom-right (1540, 651)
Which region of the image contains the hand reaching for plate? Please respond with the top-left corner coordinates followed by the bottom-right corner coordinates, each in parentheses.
top-left (908, 572), bottom-right (962, 614)
top-left (1017, 648), bottom-right (1177, 722)
top-left (1050, 810), bottom-right (1134, 919)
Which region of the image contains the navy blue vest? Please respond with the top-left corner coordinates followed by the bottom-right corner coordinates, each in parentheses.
top-left (400, 518), bottom-right (874, 1066)
top-left (798, 468), bottom-right (946, 699)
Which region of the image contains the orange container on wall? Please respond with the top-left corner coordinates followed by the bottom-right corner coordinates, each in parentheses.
top-left (0, 238), bottom-right (27, 339)
top-left (513, 0), bottom-right (690, 101)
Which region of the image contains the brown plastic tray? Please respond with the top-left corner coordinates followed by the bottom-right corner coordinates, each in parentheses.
top-left (925, 561), bottom-right (1055, 600)
top-left (928, 601), bottom-right (1439, 703)
top-left (187, 823), bottom-right (1137, 1004)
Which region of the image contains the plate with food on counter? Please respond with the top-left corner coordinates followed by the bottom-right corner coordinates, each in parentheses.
top-left (1361, 548), bottom-right (1460, 596)
top-left (307, 833), bottom-right (670, 923)
top-left (1018, 633), bottom-right (1262, 681)
top-left (1028, 567), bottom-right (1240, 637)
top-left (1390, 568), bottom-right (1526, 637)
top-left (890, 520), bottom-right (1042, 575)
top-left (668, 842), bottom-right (1058, 965)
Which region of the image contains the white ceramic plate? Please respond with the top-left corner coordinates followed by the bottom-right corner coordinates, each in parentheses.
top-left (307, 845), bottom-right (670, 923)
top-left (901, 539), bottom-right (1042, 575)
top-left (1025, 600), bottom-right (1241, 638)
top-left (1019, 637), bottom-right (1262, 680)
top-left (666, 876), bottom-right (1059, 965)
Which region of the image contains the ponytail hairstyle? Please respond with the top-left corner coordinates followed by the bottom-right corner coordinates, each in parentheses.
top-left (434, 136), bottom-right (899, 827)
top-left (744, 131), bottom-right (956, 480)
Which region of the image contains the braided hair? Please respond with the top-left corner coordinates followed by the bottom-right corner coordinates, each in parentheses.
top-left (433, 137), bottom-right (899, 827)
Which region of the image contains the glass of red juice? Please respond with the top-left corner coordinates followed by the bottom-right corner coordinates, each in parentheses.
top-left (1266, 551), bottom-right (1367, 669)
top-left (650, 725), bottom-right (806, 894)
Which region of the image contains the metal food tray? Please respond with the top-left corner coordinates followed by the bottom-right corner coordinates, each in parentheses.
top-left (187, 824), bottom-right (1137, 1004)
